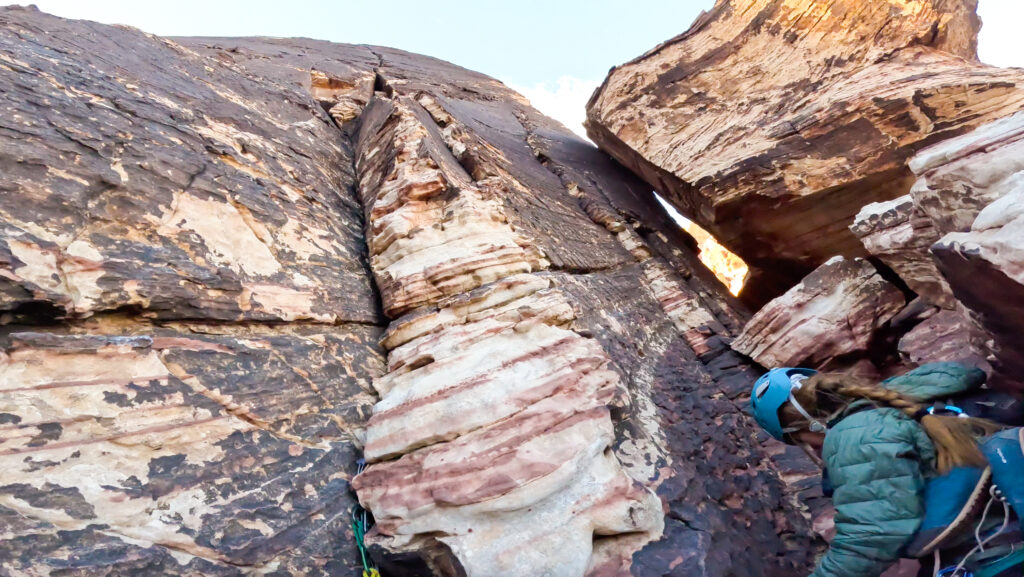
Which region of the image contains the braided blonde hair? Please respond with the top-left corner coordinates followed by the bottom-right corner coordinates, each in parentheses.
top-left (780, 373), bottom-right (999, 473)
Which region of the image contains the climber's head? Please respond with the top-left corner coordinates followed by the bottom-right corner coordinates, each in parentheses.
top-left (750, 367), bottom-right (820, 443)
top-left (753, 369), bottom-right (998, 472)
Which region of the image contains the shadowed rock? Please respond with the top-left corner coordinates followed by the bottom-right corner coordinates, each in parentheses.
top-left (586, 0), bottom-right (1024, 306)
top-left (927, 112), bottom-right (1024, 390)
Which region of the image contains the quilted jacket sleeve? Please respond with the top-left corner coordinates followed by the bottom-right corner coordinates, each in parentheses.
top-left (809, 408), bottom-right (933, 577)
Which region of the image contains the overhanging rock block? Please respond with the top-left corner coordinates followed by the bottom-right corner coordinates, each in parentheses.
top-left (732, 257), bottom-right (905, 370)
top-left (587, 0), bottom-right (1024, 306)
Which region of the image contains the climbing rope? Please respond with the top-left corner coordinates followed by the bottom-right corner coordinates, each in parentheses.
top-left (936, 484), bottom-right (1019, 577)
top-left (352, 459), bottom-right (381, 577)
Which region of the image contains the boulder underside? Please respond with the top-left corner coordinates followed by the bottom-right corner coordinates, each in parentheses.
top-left (586, 0), bottom-right (1024, 307)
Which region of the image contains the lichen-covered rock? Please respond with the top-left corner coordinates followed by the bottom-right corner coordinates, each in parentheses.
top-left (586, 0), bottom-right (1024, 305)
top-left (732, 257), bottom-right (906, 369)
top-left (0, 7), bottom-right (818, 577)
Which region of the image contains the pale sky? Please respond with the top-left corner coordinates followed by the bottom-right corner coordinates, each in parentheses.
top-left (4, 0), bottom-right (1023, 137)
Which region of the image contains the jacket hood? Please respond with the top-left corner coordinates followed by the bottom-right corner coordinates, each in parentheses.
top-left (880, 362), bottom-right (987, 402)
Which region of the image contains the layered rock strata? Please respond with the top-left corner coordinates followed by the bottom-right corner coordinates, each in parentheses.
top-left (851, 197), bottom-right (956, 309)
top-left (897, 309), bottom-right (990, 368)
top-left (849, 196), bottom-right (991, 370)
top-left (180, 35), bottom-right (820, 576)
top-left (732, 257), bottom-right (905, 371)
top-left (910, 111), bottom-right (1024, 236)
top-left (926, 112), bottom-right (1024, 390)
top-left (340, 82), bottom-right (808, 576)
top-left (586, 0), bottom-right (1024, 305)
top-left (0, 7), bottom-right (818, 577)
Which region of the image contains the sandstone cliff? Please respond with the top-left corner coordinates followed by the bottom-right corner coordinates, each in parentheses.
top-left (586, 4), bottom-right (1024, 574)
top-left (586, 0), bottom-right (1024, 307)
top-left (0, 7), bottom-right (816, 577)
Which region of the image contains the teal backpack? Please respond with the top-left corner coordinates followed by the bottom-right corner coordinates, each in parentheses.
top-left (899, 392), bottom-right (1024, 576)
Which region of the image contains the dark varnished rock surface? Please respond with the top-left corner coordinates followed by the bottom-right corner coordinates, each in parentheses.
top-left (1, 7), bottom-right (816, 576)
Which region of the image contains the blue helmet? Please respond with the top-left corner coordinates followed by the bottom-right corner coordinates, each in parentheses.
top-left (751, 367), bottom-right (819, 441)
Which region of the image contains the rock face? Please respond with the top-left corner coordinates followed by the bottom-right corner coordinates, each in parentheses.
top-left (724, 92), bottom-right (1024, 577)
top-left (586, 0), bottom-right (1024, 306)
top-left (910, 111), bottom-right (1024, 237)
top-left (897, 308), bottom-right (990, 368)
top-left (850, 196), bottom-right (955, 309)
top-left (732, 257), bottom-right (905, 371)
top-left (0, 8), bottom-right (385, 576)
top-left (0, 7), bottom-right (817, 577)
top-left (348, 93), bottom-right (662, 575)
top-left (926, 112), bottom-right (1024, 390)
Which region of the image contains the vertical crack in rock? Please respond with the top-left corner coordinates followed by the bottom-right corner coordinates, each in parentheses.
top-left (350, 92), bottom-right (664, 577)
top-left (355, 96), bottom-right (548, 318)
top-left (1, 12), bottom-right (820, 575)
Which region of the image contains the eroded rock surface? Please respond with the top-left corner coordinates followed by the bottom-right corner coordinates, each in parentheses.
top-left (0, 12), bottom-right (378, 325)
top-left (732, 257), bottom-right (905, 370)
top-left (0, 7), bottom-right (817, 577)
top-left (897, 308), bottom-right (990, 368)
top-left (586, 0), bottom-right (1024, 305)
top-left (911, 111), bottom-right (1024, 236)
top-left (927, 113), bottom-right (1024, 390)
top-left (0, 7), bottom-right (386, 575)
top-left (333, 70), bottom-right (810, 577)
top-left (0, 327), bottom-right (383, 575)
top-left (851, 196), bottom-right (955, 309)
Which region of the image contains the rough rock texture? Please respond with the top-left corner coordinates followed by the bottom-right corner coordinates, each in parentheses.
top-left (926, 113), bottom-right (1024, 390)
top-left (732, 257), bottom-right (905, 370)
top-left (910, 111), bottom-right (1024, 237)
top-left (897, 308), bottom-right (990, 368)
top-left (324, 57), bottom-right (809, 577)
top-left (851, 196), bottom-right (955, 309)
top-left (586, 0), bottom-right (1024, 306)
top-left (0, 8), bottom-right (387, 576)
top-left (0, 7), bottom-right (818, 577)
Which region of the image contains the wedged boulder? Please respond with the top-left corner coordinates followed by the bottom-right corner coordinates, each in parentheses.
top-left (732, 257), bottom-right (905, 370)
top-left (851, 196), bottom-right (955, 309)
top-left (586, 0), bottom-right (1024, 305)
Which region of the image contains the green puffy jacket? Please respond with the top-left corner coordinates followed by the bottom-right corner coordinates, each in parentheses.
top-left (809, 362), bottom-right (987, 577)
